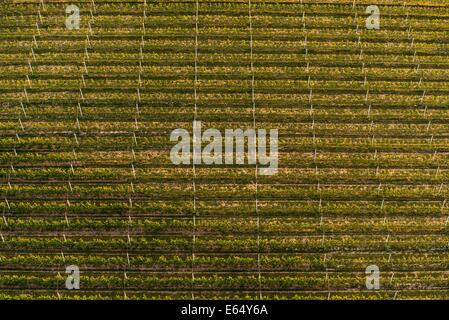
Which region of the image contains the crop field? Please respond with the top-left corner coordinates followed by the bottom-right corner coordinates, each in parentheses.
top-left (2, 0), bottom-right (449, 300)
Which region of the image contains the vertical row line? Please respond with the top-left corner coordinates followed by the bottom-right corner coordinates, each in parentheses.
top-left (248, 0), bottom-right (261, 300)
top-left (34, 0), bottom-right (66, 299)
top-left (191, 0), bottom-right (199, 301)
top-left (125, 0), bottom-right (145, 300)
top-left (16, 0), bottom-right (42, 299)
